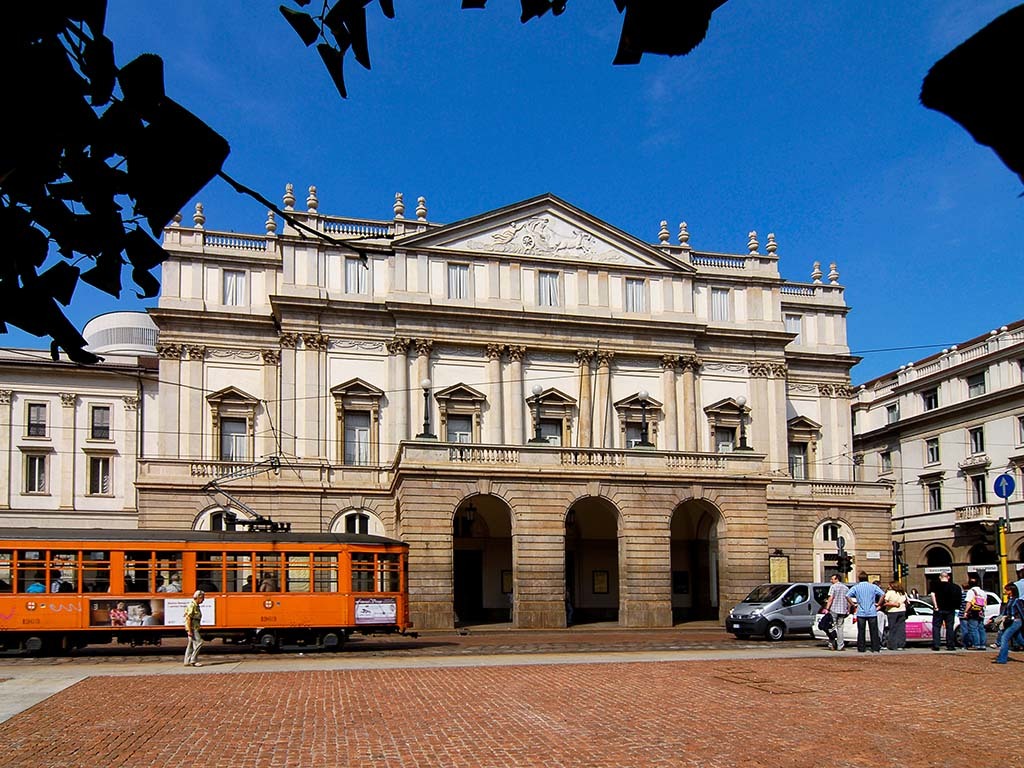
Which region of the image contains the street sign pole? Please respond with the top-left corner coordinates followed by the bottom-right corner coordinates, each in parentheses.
top-left (993, 473), bottom-right (1016, 588)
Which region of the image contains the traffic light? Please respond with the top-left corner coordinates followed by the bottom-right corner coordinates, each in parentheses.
top-left (900, 563), bottom-right (909, 578)
top-left (836, 553), bottom-right (853, 574)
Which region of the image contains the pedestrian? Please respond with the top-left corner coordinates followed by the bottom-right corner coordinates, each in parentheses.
top-left (963, 577), bottom-right (988, 651)
top-left (910, 587), bottom-right (920, 600)
top-left (846, 571), bottom-right (884, 653)
top-left (992, 583), bottom-right (1024, 665)
top-left (930, 571), bottom-right (961, 651)
top-left (883, 580), bottom-right (907, 650)
top-left (824, 573), bottom-right (850, 650)
top-left (183, 589), bottom-right (205, 667)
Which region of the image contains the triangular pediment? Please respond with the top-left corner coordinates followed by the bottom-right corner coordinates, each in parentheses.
top-left (435, 383), bottom-right (487, 403)
top-left (207, 386), bottom-right (259, 406)
top-left (331, 378), bottom-right (384, 398)
top-left (528, 387), bottom-right (577, 405)
top-left (614, 392), bottom-right (664, 409)
top-left (395, 194), bottom-right (694, 273)
top-left (787, 415), bottom-right (822, 431)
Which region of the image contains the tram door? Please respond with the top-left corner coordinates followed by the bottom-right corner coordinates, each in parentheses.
top-left (453, 550), bottom-right (483, 625)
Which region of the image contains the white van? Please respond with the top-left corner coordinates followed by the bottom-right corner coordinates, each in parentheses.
top-left (726, 582), bottom-right (831, 641)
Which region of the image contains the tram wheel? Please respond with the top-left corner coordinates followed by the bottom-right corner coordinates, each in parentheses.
top-left (257, 631), bottom-right (279, 651)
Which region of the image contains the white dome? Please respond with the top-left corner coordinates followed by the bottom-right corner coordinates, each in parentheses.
top-left (83, 312), bottom-right (158, 355)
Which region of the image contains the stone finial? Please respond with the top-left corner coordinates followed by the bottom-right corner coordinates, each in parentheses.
top-left (306, 185), bottom-right (319, 213)
top-left (171, 212), bottom-right (182, 227)
top-left (811, 261), bottom-right (823, 283)
top-left (678, 222), bottom-right (690, 249)
top-left (766, 232), bottom-right (777, 255)
top-left (828, 262), bottom-right (840, 284)
top-left (265, 210), bottom-right (277, 235)
top-left (747, 230), bottom-right (759, 254)
top-left (193, 202), bottom-right (205, 229)
top-left (1001, 325), bottom-right (1009, 332)
top-left (658, 220), bottom-right (670, 244)
top-left (283, 183), bottom-right (295, 210)
top-left (416, 196), bottom-right (428, 221)
top-left (393, 192), bottom-right (405, 219)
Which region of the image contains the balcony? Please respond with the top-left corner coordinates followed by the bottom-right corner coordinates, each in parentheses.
top-left (955, 503), bottom-right (996, 522)
top-left (958, 453), bottom-right (991, 471)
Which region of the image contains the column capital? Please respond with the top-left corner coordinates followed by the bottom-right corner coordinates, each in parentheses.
top-left (595, 350), bottom-right (615, 367)
top-left (660, 354), bottom-right (679, 371)
top-left (156, 343), bottom-right (182, 360)
top-left (122, 395), bottom-right (140, 411)
top-left (0, 390), bottom-right (11, 406)
top-left (677, 354), bottom-right (702, 372)
top-left (575, 349), bottom-right (595, 365)
top-left (414, 339), bottom-right (434, 357)
top-left (507, 345), bottom-right (527, 362)
top-left (60, 392), bottom-right (77, 408)
top-left (748, 361), bottom-right (773, 378)
top-left (184, 344), bottom-right (206, 361)
top-left (386, 337), bottom-right (411, 355)
top-left (485, 343), bottom-right (505, 361)
top-left (279, 332), bottom-right (299, 348)
top-left (301, 333), bottom-right (329, 351)
top-left (261, 349), bottom-right (280, 365)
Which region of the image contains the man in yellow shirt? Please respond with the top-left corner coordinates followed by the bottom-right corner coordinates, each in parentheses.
top-left (183, 590), bottom-right (205, 667)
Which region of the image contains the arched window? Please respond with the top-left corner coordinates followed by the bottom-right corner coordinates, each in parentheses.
top-left (193, 506), bottom-right (255, 531)
top-left (823, 523), bottom-right (840, 542)
top-left (332, 509), bottom-right (384, 537)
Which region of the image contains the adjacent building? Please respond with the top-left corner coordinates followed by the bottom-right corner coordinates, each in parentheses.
top-left (852, 321), bottom-right (1024, 594)
top-left (1, 188), bottom-right (894, 629)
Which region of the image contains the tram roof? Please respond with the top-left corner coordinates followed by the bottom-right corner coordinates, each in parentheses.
top-left (0, 528), bottom-right (407, 547)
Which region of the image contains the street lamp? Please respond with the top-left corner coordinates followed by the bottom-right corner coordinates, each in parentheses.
top-left (735, 395), bottom-right (753, 451)
top-left (416, 378), bottom-right (436, 439)
top-left (528, 384), bottom-right (546, 443)
top-left (637, 389), bottom-right (654, 447)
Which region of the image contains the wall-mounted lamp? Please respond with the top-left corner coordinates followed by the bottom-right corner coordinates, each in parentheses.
top-left (529, 384), bottom-right (546, 444)
top-left (416, 378), bottom-right (436, 439)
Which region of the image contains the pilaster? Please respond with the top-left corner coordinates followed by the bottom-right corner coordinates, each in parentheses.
top-left (387, 338), bottom-right (411, 452)
top-left (485, 344), bottom-right (505, 444)
top-left (660, 355), bottom-right (679, 451)
top-left (0, 390), bottom-right (11, 508)
top-left (156, 344), bottom-right (182, 458)
top-left (507, 345), bottom-right (526, 445)
top-left (59, 392), bottom-right (76, 509)
top-left (575, 350), bottom-right (594, 448)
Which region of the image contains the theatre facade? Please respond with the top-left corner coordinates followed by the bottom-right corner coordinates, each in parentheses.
top-left (134, 189), bottom-right (892, 629)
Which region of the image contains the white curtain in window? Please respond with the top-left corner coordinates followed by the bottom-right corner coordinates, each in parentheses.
top-left (221, 418), bottom-right (248, 461)
top-left (344, 412), bottom-right (371, 465)
top-left (711, 288), bottom-right (730, 321)
top-left (625, 278), bottom-right (646, 312)
top-left (538, 271), bottom-right (560, 307)
top-left (448, 264), bottom-right (468, 299)
top-left (345, 258), bottom-right (368, 294)
top-left (223, 270), bottom-right (246, 306)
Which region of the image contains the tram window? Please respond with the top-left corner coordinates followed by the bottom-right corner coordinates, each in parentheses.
top-left (155, 554), bottom-right (183, 593)
top-left (16, 550), bottom-right (46, 593)
top-left (46, 551), bottom-right (78, 593)
top-left (125, 551), bottom-right (153, 592)
top-left (0, 551), bottom-right (12, 592)
top-left (313, 554), bottom-right (338, 592)
top-left (257, 554), bottom-right (281, 592)
top-left (286, 554), bottom-right (310, 592)
top-left (82, 551), bottom-right (110, 593)
top-left (225, 554), bottom-right (255, 592)
top-left (352, 553), bottom-right (374, 592)
top-left (377, 554), bottom-right (399, 592)
top-left (196, 553), bottom-right (223, 593)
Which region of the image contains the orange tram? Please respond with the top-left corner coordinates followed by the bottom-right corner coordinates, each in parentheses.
top-left (0, 528), bottom-right (411, 655)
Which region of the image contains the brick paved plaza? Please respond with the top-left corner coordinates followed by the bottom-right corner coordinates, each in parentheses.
top-left (0, 634), bottom-right (1021, 768)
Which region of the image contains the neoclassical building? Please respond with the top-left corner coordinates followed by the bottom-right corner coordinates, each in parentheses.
top-left (853, 321), bottom-right (1024, 594)
top-left (3, 189), bottom-right (894, 629)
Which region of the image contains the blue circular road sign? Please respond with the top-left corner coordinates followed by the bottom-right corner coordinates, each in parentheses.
top-left (994, 473), bottom-right (1016, 499)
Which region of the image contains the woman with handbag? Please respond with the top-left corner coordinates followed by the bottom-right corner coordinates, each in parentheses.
top-left (883, 581), bottom-right (908, 650)
top-left (992, 583), bottom-right (1024, 664)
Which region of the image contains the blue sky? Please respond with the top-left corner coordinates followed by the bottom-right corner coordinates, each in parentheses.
top-left (6, 1), bottom-right (1022, 383)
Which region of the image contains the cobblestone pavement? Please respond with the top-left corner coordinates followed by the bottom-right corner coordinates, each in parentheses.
top-left (0, 628), bottom-right (1020, 767)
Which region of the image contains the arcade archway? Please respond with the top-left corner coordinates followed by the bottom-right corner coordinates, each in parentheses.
top-left (564, 497), bottom-right (620, 625)
top-left (670, 500), bottom-right (721, 623)
top-left (452, 495), bottom-right (513, 626)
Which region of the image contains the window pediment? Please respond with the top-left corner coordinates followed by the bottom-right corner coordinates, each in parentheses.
top-left (330, 378), bottom-right (384, 399)
top-left (787, 415), bottom-right (821, 443)
top-left (435, 383), bottom-right (487, 406)
top-left (528, 387), bottom-right (577, 407)
top-left (206, 386), bottom-right (259, 408)
top-left (704, 397), bottom-right (747, 428)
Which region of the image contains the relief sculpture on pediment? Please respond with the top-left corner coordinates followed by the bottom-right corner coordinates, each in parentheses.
top-left (465, 216), bottom-right (624, 263)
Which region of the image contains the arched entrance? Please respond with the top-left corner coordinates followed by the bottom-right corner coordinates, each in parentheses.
top-left (812, 520), bottom-right (855, 582)
top-left (452, 495), bottom-right (512, 627)
top-left (670, 500), bottom-right (721, 623)
top-left (564, 497), bottom-right (620, 625)
top-left (968, 543), bottom-right (998, 592)
top-left (924, 546), bottom-right (953, 595)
